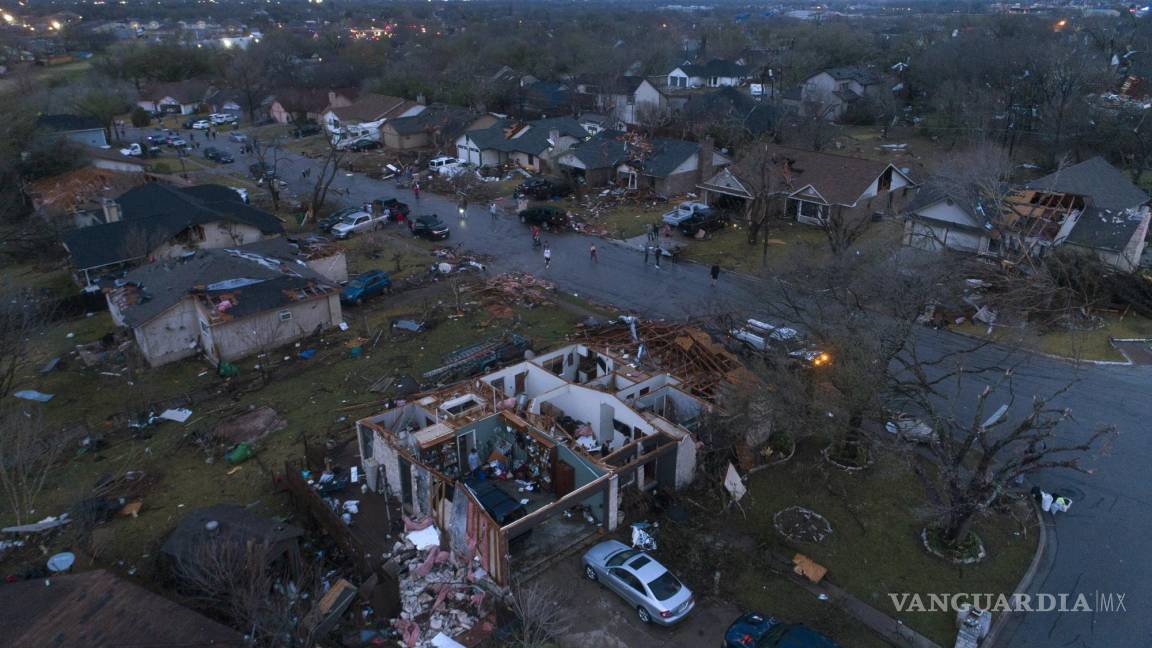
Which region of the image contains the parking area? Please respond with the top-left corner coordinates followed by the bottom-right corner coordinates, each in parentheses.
top-left (537, 551), bottom-right (740, 648)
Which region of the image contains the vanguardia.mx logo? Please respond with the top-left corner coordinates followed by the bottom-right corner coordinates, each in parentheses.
top-left (888, 591), bottom-right (1127, 613)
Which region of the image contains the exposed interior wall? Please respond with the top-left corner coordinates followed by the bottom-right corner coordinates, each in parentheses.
top-left (557, 445), bottom-right (606, 521)
top-left (480, 361), bottom-right (567, 397)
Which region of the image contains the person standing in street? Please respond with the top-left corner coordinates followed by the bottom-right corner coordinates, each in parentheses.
top-left (490, 202), bottom-right (498, 222)
top-left (643, 244), bottom-right (650, 265)
top-left (543, 242), bottom-right (552, 269)
top-left (589, 244), bottom-right (598, 263)
top-left (413, 183), bottom-right (421, 200)
top-left (710, 264), bottom-right (721, 286)
top-left (654, 245), bottom-right (661, 268)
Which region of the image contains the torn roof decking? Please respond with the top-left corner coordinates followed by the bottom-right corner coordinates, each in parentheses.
top-left (999, 190), bottom-right (1086, 242)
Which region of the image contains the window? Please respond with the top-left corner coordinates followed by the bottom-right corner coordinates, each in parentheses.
top-left (647, 571), bottom-right (683, 601)
top-left (790, 199), bottom-right (827, 223)
top-left (638, 386), bottom-right (650, 397)
top-left (606, 549), bottom-right (639, 567)
top-left (360, 427), bottom-right (374, 459)
top-left (610, 568), bottom-right (646, 594)
top-left (278, 310), bottom-right (293, 321)
top-left (629, 555), bottom-right (652, 570)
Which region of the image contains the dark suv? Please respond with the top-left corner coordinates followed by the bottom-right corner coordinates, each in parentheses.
top-left (375, 198), bottom-right (411, 220)
top-left (515, 177), bottom-right (573, 200)
top-left (410, 215), bottom-right (450, 240)
top-left (518, 206), bottom-right (569, 230)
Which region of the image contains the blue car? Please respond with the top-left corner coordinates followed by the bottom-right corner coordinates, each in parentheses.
top-left (341, 271), bottom-right (392, 305)
top-left (724, 613), bottom-right (842, 648)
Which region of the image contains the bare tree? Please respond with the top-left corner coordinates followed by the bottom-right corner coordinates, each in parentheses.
top-left (223, 49), bottom-right (269, 124)
top-left (174, 537), bottom-right (322, 647)
top-left (899, 366), bottom-right (1116, 548)
top-left (509, 579), bottom-right (573, 648)
top-left (251, 137), bottom-right (286, 212)
top-left (306, 138), bottom-right (347, 221)
top-left (0, 405), bottom-right (77, 525)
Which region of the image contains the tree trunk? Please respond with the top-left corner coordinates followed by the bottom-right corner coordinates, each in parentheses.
top-left (941, 502), bottom-right (979, 547)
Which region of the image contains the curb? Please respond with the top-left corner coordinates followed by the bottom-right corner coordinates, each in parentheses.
top-left (948, 329), bottom-right (1134, 367)
top-left (983, 497), bottom-right (1051, 647)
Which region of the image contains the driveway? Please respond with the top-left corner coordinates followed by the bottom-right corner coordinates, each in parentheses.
top-left (126, 123), bottom-right (1152, 648)
top-left (536, 552), bottom-right (739, 648)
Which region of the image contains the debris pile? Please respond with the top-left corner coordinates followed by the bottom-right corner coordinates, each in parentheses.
top-left (479, 272), bottom-right (555, 310)
top-left (574, 320), bottom-right (757, 402)
top-left (392, 530), bottom-right (495, 647)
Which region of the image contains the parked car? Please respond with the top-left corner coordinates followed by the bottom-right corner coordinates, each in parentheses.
top-left (209, 113), bottom-right (237, 125)
top-left (146, 134), bottom-right (166, 146)
top-left (676, 209), bottom-right (728, 236)
top-left (119, 142), bottom-right (159, 157)
top-left (582, 540), bottom-right (693, 625)
top-left (330, 210), bottom-right (385, 239)
top-left (203, 147), bottom-right (234, 163)
top-left (375, 198), bottom-right (411, 220)
top-left (347, 138), bottom-right (383, 152)
top-left (410, 214), bottom-right (450, 241)
top-left (341, 270), bottom-right (392, 305)
top-left (518, 206), bottom-right (569, 230)
top-left (293, 123), bottom-right (322, 138)
top-left (661, 201), bottom-right (711, 226)
top-left (229, 132), bottom-right (248, 143)
top-left (181, 118), bottom-right (197, 129)
top-left (729, 319), bottom-right (831, 368)
top-left (725, 612), bottom-right (842, 647)
top-left (166, 136), bottom-right (188, 149)
top-left (515, 177), bottom-right (573, 200)
top-left (191, 120), bottom-right (211, 130)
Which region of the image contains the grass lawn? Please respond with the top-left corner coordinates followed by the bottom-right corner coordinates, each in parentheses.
top-left (660, 442), bottom-right (1037, 646)
top-left (677, 221), bottom-right (828, 274)
top-left (585, 203), bottom-right (664, 240)
top-left (954, 311), bottom-right (1152, 362)
top-left (0, 261), bottom-right (74, 293)
top-left (2, 280), bottom-right (587, 575)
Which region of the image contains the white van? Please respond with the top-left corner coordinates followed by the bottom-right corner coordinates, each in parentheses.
top-left (428, 156), bottom-right (462, 175)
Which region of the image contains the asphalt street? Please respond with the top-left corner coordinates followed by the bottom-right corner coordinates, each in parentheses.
top-left (136, 127), bottom-right (1152, 647)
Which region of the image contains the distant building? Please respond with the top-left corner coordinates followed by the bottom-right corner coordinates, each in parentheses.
top-left (455, 116), bottom-right (588, 172)
top-left (666, 59), bottom-right (751, 89)
top-left (796, 67), bottom-right (886, 121)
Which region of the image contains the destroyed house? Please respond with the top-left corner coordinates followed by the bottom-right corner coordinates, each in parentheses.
top-left (106, 247), bottom-right (342, 367)
top-left (357, 343), bottom-right (708, 585)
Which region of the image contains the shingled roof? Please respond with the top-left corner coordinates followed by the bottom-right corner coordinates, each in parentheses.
top-left (679, 59), bottom-right (750, 78)
top-left (464, 116), bottom-right (588, 156)
top-left (63, 183), bottom-right (284, 271)
top-left (385, 104), bottom-right (475, 138)
top-left (36, 113), bottom-right (104, 132)
top-left (329, 93), bottom-right (418, 122)
top-left (109, 247), bottom-right (334, 328)
top-left (1065, 206), bottom-right (1148, 252)
top-left (750, 144), bottom-right (906, 205)
top-left (0, 570), bottom-right (245, 647)
top-left (821, 67), bottom-right (884, 86)
top-left (1025, 157), bottom-right (1149, 211)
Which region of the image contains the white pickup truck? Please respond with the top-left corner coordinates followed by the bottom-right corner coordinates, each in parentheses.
top-left (329, 209), bottom-right (386, 239)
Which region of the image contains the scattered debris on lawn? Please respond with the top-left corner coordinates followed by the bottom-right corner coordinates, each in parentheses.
top-left (422, 332), bottom-right (531, 383)
top-left (478, 272), bottom-right (555, 309)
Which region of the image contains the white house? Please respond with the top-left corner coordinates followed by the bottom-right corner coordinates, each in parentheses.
top-left (666, 59), bottom-right (751, 89)
top-left (455, 116), bottom-right (588, 172)
top-left (798, 67), bottom-right (885, 121)
top-left (137, 80), bottom-right (213, 115)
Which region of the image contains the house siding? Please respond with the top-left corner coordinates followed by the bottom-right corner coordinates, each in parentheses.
top-left (207, 293), bottom-right (341, 362)
top-left (135, 301), bottom-right (201, 367)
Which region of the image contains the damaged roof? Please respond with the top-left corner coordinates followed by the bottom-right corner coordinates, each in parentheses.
top-left (63, 183), bottom-right (284, 270)
top-left (161, 504), bottom-right (304, 564)
top-left (463, 116), bottom-right (588, 156)
top-left (385, 104), bottom-right (475, 137)
top-left (110, 247), bottom-right (335, 328)
top-left (1025, 157), bottom-right (1149, 211)
top-left (36, 113), bottom-right (104, 132)
top-left (0, 569), bottom-right (245, 647)
top-left (564, 129), bottom-right (628, 169)
top-left (627, 138), bottom-right (705, 177)
top-left (820, 66), bottom-right (884, 86)
top-left (1065, 206), bottom-right (1149, 252)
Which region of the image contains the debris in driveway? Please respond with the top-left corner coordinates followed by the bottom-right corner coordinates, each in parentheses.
top-left (214, 406), bottom-right (286, 444)
top-left (775, 506), bottom-right (833, 544)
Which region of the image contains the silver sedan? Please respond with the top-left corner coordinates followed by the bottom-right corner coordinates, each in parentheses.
top-left (582, 539), bottom-right (694, 625)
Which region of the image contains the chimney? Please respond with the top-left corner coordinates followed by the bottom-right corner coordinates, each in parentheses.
top-left (102, 198), bottom-right (122, 223)
top-left (548, 128), bottom-right (561, 150)
top-left (416, 93), bottom-right (426, 106)
top-left (696, 136), bottom-right (715, 186)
